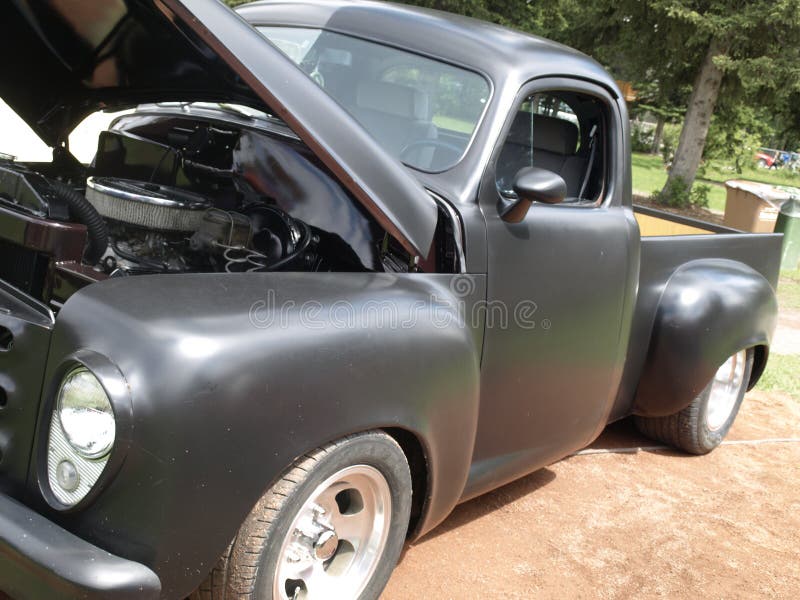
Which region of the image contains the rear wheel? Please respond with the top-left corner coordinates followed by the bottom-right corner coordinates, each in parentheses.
top-left (634, 349), bottom-right (753, 454)
top-left (192, 431), bottom-right (412, 600)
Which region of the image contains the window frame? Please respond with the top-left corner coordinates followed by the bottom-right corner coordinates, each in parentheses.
top-left (482, 77), bottom-right (624, 211)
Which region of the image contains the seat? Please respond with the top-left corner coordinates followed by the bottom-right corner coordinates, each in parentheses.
top-left (352, 81), bottom-right (438, 168)
top-left (497, 112), bottom-right (587, 198)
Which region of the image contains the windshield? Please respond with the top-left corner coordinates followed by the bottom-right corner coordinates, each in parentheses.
top-left (257, 27), bottom-right (490, 172)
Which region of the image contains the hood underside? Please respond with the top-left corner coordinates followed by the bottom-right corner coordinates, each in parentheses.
top-left (0, 0), bottom-right (437, 257)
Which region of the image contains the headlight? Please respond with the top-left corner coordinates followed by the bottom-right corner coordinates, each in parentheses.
top-left (47, 367), bottom-right (116, 507)
top-left (57, 368), bottom-right (116, 459)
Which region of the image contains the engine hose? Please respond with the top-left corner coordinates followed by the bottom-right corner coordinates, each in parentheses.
top-left (52, 181), bottom-right (109, 264)
top-left (265, 221), bottom-right (313, 271)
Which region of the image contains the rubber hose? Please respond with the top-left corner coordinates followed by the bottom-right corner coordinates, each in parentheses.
top-left (52, 182), bottom-right (108, 264)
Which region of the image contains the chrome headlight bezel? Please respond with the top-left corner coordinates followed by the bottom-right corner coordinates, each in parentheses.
top-left (40, 351), bottom-right (133, 511)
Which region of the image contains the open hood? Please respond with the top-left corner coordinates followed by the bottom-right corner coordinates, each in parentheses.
top-left (0, 0), bottom-right (437, 257)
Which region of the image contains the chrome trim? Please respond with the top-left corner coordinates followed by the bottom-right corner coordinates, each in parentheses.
top-left (86, 177), bottom-right (210, 210)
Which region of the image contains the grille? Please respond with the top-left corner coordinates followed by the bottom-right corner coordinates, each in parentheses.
top-left (0, 238), bottom-right (49, 299)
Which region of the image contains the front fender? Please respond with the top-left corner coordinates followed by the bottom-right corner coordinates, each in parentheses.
top-left (32, 272), bottom-right (484, 599)
top-left (633, 259), bottom-right (777, 417)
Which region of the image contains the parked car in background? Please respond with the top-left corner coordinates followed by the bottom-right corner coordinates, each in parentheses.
top-left (0, 1), bottom-right (783, 599)
top-left (756, 148), bottom-right (779, 168)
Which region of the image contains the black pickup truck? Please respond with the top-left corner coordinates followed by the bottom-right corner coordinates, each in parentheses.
top-left (0, 1), bottom-right (781, 599)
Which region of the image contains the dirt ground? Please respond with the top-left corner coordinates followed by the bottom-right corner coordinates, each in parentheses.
top-left (384, 389), bottom-right (800, 599)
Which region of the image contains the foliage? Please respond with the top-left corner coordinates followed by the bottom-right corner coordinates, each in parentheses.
top-left (649, 174), bottom-right (709, 208)
top-left (631, 121), bottom-right (655, 154)
top-left (690, 183), bottom-right (711, 208)
top-left (399, 0), bottom-right (568, 37)
top-left (704, 100), bottom-right (774, 174)
top-left (650, 175), bottom-right (691, 208)
top-left (659, 123), bottom-right (681, 165)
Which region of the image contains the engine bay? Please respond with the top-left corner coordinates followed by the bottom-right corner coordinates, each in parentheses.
top-left (0, 108), bottom-right (460, 309)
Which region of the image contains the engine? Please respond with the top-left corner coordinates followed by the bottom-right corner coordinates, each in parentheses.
top-left (84, 176), bottom-right (314, 276)
top-left (0, 109), bottom-right (455, 310)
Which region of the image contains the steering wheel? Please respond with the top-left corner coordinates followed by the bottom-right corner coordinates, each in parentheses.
top-left (399, 139), bottom-right (464, 167)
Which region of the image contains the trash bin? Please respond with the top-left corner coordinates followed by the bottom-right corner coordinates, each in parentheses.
top-left (723, 181), bottom-right (789, 233)
top-left (776, 197), bottom-right (800, 270)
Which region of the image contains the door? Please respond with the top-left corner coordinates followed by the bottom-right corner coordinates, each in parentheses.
top-left (464, 79), bottom-right (639, 499)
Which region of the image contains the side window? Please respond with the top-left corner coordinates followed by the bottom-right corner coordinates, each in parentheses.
top-left (496, 91), bottom-right (607, 205)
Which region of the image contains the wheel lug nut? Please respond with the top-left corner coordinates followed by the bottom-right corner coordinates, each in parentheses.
top-left (314, 530), bottom-right (339, 561)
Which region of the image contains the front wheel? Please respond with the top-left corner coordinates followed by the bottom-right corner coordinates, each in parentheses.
top-left (635, 349), bottom-right (754, 455)
top-left (194, 432), bottom-right (412, 600)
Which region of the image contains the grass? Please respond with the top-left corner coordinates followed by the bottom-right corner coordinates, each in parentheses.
top-left (632, 152), bottom-right (800, 215)
top-left (701, 160), bottom-right (800, 190)
top-left (778, 268), bottom-right (800, 311)
top-left (758, 354), bottom-right (800, 400)
top-left (631, 152), bottom-right (669, 196)
top-left (764, 269), bottom-right (800, 402)
top-left (631, 152), bottom-right (727, 212)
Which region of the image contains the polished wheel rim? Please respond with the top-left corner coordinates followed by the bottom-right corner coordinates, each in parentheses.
top-left (706, 350), bottom-right (747, 431)
top-left (274, 465), bottom-right (392, 599)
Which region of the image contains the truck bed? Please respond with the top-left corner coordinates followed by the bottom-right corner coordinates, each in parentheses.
top-left (610, 205), bottom-right (783, 420)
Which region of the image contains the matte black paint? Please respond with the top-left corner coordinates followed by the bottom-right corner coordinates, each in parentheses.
top-left (612, 231), bottom-right (782, 421)
top-left (633, 259), bottom-right (777, 417)
top-left (0, 1), bottom-right (784, 599)
top-left (464, 77), bottom-right (641, 500)
top-left (0, 281), bottom-right (53, 499)
top-left (0, 493), bottom-right (160, 600)
top-left (29, 273), bottom-right (484, 599)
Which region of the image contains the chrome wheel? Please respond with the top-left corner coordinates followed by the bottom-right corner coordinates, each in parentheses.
top-left (273, 465), bottom-right (392, 600)
top-left (705, 350), bottom-right (748, 431)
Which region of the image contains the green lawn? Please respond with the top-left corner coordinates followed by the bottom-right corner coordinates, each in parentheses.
top-left (759, 354), bottom-right (800, 400)
top-left (632, 152), bottom-right (800, 214)
top-left (631, 152), bottom-right (727, 212)
top-left (764, 269), bottom-right (800, 402)
top-left (702, 160), bottom-right (800, 190)
top-left (778, 268), bottom-right (800, 311)
top-left (631, 152), bottom-right (669, 196)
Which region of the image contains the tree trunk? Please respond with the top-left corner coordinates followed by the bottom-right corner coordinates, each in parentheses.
top-left (665, 39), bottom-right (726, 190)
top-left (650, 116), bottom-right (665, 154)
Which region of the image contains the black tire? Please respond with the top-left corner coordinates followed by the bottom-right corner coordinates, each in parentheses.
top-left (193, 431), bottom-right (412, 600)
top-left (634, 349), bottom-right (754, 455)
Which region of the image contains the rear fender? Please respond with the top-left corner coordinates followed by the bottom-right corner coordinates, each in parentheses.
top-left (633, 259), bottom-right (777, 417)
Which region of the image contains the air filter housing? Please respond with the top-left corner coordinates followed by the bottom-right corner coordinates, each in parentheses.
top-left (86, 177), bottom-right (211, 232)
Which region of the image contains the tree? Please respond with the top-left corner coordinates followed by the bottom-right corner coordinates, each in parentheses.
top-left (228, 0), bottom-right (800, 197)
top-left (545, 1), bottom-right (696, 158)
top-left (400, 0), bottom-right (567, 36)
top-left (652, 1), bottom-right (800, 193)
top-left (558, 0), bottom-right (800, 202)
